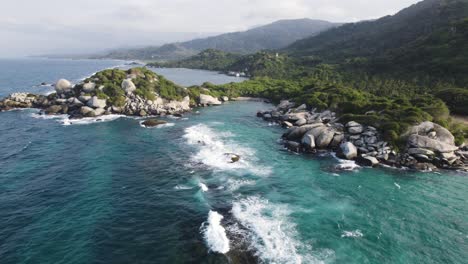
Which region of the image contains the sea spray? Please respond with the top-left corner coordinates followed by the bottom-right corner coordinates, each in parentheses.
top-left (183, 124), bottom-right (271, 175)
top-left (201, 211), bottom-right (230, 254)
top-left (199, 182), bottom-right (209, 192)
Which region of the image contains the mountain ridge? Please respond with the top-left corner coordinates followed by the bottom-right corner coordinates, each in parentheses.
top-left (98, 18), bottom-right (339, 61)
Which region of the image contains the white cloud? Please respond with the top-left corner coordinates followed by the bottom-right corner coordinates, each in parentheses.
top-left (0, 0), bottom-right (422, 56)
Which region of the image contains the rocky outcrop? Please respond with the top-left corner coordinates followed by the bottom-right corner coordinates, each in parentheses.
top-left (0, 69), bottom-right (195, 120)
top-left (256, 102), bottom-right (466, 172)
top-left (199, 94), bottom-right (222, 106)
top-left (401, 121), bottom-right (466, 171)
top-left (257, 104), bottom-right (391, 168)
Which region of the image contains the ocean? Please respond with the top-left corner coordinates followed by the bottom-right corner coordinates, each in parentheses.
top-left (0, 58), bottom-right (466, 264)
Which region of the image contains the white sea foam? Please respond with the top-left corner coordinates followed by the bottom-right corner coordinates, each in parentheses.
top-left (30, 113), bottom-right (124, 125)
top-left (199, 182), bottom-right (209, 192)
top-left (183, 124), bottom-right (271, 176)
top-left (226, 179), bottom-right (256, 192)
top-left (341, 230), bottom-right (364, 238)
top-left (30, 113), bottom-right (68, 120)
top-left (394, 182), bottom-right (401, 189)
top-left (331, 153), bottom-right (360, 171)
top-left (174, 185), bottom-right (193, 190)
top-left (62, 115), bottom-right (124, 126)
top-left (231, 196), bottom-right (324, 264)
top-left (139, 121), bottom-right (175, 128)
top-left (201, 211), bottom-right (230, 254)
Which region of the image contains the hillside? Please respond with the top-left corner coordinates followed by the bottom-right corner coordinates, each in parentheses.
top-left (286, 0), bottom-right (468, 83)
top-left (100, 19), bottom-right (338, 61)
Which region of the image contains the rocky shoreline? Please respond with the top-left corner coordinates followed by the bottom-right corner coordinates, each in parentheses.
top-left (257, 100), bottom-right (468, 172)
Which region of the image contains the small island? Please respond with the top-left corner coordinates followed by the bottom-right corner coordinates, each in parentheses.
top-left (0, 67), bottom-right (226, 119)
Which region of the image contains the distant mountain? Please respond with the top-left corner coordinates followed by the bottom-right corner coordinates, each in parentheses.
top-left (99, 19), bottom-right (339, 61)
top-left (286, 0), bottom-right (468, 83)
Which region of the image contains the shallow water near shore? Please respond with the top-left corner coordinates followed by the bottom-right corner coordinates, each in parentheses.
top-left (0, 59), bottom-right (467, 264)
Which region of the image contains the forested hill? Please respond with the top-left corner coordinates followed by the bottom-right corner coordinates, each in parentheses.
top-left (98, 19), bottom-right (338, 61)
top-left (285, 0), bottom-right (468, 85)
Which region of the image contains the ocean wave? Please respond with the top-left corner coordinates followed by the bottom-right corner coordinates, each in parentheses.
top-left (183, 124), bottom-right (271, 176)
top-left (231, 196), bottom-right (325, 264)
top-left (201, 211), bottom-right (230, 254)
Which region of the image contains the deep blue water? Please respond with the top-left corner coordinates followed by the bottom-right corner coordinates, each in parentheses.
top-left (0, 59), bottom-right (467, 264)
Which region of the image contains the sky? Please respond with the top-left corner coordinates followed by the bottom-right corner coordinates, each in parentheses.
top-left (0, 0), bottom-right (422, 57)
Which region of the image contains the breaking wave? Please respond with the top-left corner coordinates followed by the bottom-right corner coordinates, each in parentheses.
top-left (183, 124), bottom-right (271, 176)
top-left (201, 211), bottom-right (230, 254)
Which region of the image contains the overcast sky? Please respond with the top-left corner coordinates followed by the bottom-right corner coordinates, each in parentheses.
top-left (0, 0), bottom-right (421, 57)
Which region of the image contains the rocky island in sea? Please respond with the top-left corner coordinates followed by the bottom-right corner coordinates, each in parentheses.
top-left (0, 67), bottom-right (225, 119)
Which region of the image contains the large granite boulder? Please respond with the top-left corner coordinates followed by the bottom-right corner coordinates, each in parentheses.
top-left (357, 156), bottom-right (379, 167)
top-left (87, 96), bottom-right (107, 109)
top-left (346, 121), bottom-right (363, 134)
top-left (301, 134), bottom-right (315, 150)
top-left (408, 134), bottom-right (458, 153)
top-left (55, 79), bottom-right (72, 94)
top-left (338, 142), bottom-right (358, 160)
top-left (285, 123), bottom-right (323, 140)
top-left (82, 82), bottom-right (96, 93)
top-left (45, 105), bottom-right (63, 114)
top-left (199, 94), bottom-right (222, 106)
top-left (121, 79), bottom-right (136, 94)
top-left (408, 121), bottom-right (455, 145)
top-left (277, 100), bottom-right (295, 110)
top-left (80, 106), bottom-right (94, 116)
top-left (315, 127), bottom-right (336, 148)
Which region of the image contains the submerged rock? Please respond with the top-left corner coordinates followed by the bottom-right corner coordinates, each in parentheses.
top-left (141, 119), bottom-right (167, 127)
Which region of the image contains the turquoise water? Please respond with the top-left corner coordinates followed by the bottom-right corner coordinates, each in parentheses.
top-left (0, 59), bottom-right (467, 264)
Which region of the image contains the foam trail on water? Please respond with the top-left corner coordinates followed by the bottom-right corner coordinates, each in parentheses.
top-left (183, 124), bottom-right (271, 176)
top-left (201, 211), bottom-right (230, 254)
top-left (231, 197), bottom-right (325, 264)
top-left (341, 230), bottom-right (364, 238)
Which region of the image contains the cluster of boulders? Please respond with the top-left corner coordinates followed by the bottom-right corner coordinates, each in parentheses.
top-left (398, 122), bottom-right (467, 171)
top-left (0, 74), bottom-right (234, 120)
top-left (257, 100), bottom-right (467, 171)
top-left (3, 76), bottom-right (227, 121)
